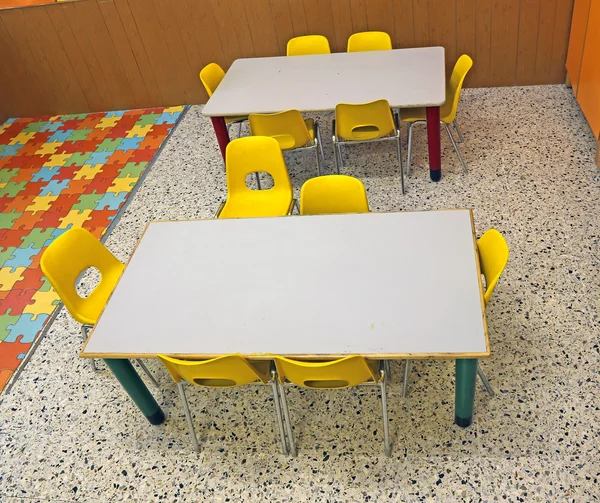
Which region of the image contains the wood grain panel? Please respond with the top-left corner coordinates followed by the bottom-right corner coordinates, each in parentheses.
top-left (490, 0), bottom-right (520, 86)
top-left (515, 0), bottom-right (541, 85)
top-left (566, 0), bottom-right (591, 94)
top-left (534, 0), bottom-right (558, 84)
top-left (0, 0), bottom-right (576, 120)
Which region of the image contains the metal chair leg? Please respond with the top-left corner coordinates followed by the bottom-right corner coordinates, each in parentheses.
top-left (177, 382), bottom-right (200, 452)
top-left (333, 142), bottom-right (341, 174)
top-left (135, 359), bottom-right (160, 388)
top-left (402, 359), bottom-right (411, 397)
top-left (237, 120), bottom-right (243, 139)
top-left (316, 124), bottom-right (326, 173)
top-left (383, 360), bottom-right (391, 380)
top-left (453, 119), bottom-right (464, 143)
top-left (254, 172), bottom-right (262, 189)
top-left (277, 380), bottom-right (297, 456)
top-left (314, 144), bottom-right (321, 176)
top-left (477, 364), bottom-right (495, 397)
top-left (271, 372), bottom-right (289, 455)
top-left (443, 123), bottom-right (468, 173)
top-left (396, 134), bottom-right (405, 195)
top-left (380, 370), bottom-right (391, 456)
top-left (81, 325), bottom-right (97, 371)
top-left (406, 123), bottom-right (414, 176)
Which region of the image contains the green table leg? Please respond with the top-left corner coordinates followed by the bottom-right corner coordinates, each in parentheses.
top-left (455, 358), bottom-right (477, 427)
top-left (104, 359), bottom-right (165, 425)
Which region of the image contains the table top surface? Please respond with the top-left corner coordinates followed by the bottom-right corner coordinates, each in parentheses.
top-left (82, 210), bottom-right (489, 360)
top-left (202, 47), bottom-right (446, 117)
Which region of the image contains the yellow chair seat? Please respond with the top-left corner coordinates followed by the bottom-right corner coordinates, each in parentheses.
top-left (270, 118), bottom-right (315, 149)
top-left (226, 115), bottom-right (248, 125)
top-left (219, 191), bottom-right (293, 218)
top-left (400, 107), bottom-right (455, 124)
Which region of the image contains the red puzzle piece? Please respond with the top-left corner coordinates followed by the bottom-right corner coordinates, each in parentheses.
top-left (86, 209), bottom-right (116, 230)
top-left (12, 267), bottom-right (45, 291)
top-left (0, 336), bottom-right (33, 372)
top-left (83, 177), bottom-right (114, 194)
top-left (0, 229), bottom-right (28, 250)
top-left (47, 193), bottom-right (81, 212)
top-left (128, 149), bottom-right (156, 163)
top-left (0, 289), bottom-right (36, 316)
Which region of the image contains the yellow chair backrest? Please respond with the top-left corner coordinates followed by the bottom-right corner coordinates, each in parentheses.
top-left (40, 228), bottom-right (125, 326)
top-left (158, 354), bottom-right (270, 387)
top-left (477, 229), bottom-right (509, 306)
top-left (442, 54), bottom-right (473, 121)
top-left (274, 355), bottom-right (378, 389)
top-left (225, 136), bottom-right (292, 195)
top-left (249, 110), bottom-right (311, 150)
top-left (347, 31), bottom-right (392, 52)
top-left (335, 99), bottom-right (395, 141)
top-left (300, 175), bottom-right (369, 215)
top-left (287, 35), bottom-right (331, 56)
top-left (199, 63), bottom-right (226, 98)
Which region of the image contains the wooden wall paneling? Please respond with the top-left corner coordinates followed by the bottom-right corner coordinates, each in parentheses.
top-left (472, 0), bottom-right (492, 87)
top-left (412, 0), bottom-right (430, 47)
top-left (364, 0), bottom-right (396, 39)
top-left (1, 8), bottom-right (59, 115)
top-left (0, 15), bottom-right (41, 119)
top-left (428, 0), bottom-right (457, 76)
top-left (533, 0), bottom-right (558, 84)
top-left (330, 0), bottom-right (354, 52)
top-left (269, 0), bottom-right (295, 55)
top-left (549, 0), bottom-right (574, 84)
top-left (393, 0), bottom-right (415, 49)
top-left (515, 0), bottom-right (541, 85)
top-left (152, 0), bottom-right (198, 104)
top-left (225, 0), bottom-right (256, 59)
top-left (490, 0), bottom-right (520, 86)
top-left (303, 0), bottom-right (337, 50)
top-left (288, 0), bottom-right (309, 36)
top-left (112, 0), bottom-right (163, 106)
top-left (244, 0), bottom-right (280, 57)
top-left (209, 0), bottom-right (243, 63)
top-left (72, 0), bottom-right (135, 110)
top-left (126, 0), bottom-right (182, 105)
top-left (97, 0), bottom-right (151, 109)
top-left (456, 0), bottom-right (476, 86)
top-left (349, 0), bottom-right (368, 34)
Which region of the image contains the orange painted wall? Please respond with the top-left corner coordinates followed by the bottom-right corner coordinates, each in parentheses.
top-left (0, 0), bottom-right (52, 8)
top-left (577, 0), bottom-right (600, 137)
top-left (566, 0), bottom-right (592, 94)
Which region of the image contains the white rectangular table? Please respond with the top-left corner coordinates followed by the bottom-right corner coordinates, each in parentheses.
top-left (83, 209), bottom-right (489, 428)
top-left (202, 47), bottom-right (446, 181)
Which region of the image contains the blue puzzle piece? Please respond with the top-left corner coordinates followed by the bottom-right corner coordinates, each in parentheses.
top-left (96, 191), bottom-right (128, 210)
top-left (105, 111), bottom-right (125, 118)
top-left (87, 151), bottom-right (111, 165)
top-left (31, 166), bottom-right (59, 182)
top-left (154, 111), bottom-right (181, 125)
top-left (39, 179), bottom-right (70, 196)
top-left (39, 122), bottom-right (63, 133)
top-left (5, 313), bottom-right (50, 343)
top-left (0, 144), bottom-right (23, 158)
top-left (115, 137), bottom-right (142, 152)
top-left (3, 244), bottom-right (41, 270)
top-left (47, 129), bottom-right (73, 142)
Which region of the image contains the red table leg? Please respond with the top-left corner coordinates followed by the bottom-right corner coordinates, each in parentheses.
top-left (426, 106), bottom-right (442, 182)
top-left (211, 116), bottom-right (230, 161)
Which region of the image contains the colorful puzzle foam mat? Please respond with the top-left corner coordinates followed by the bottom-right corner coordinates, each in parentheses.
top-left (0, 106), bottom-right (184, 392)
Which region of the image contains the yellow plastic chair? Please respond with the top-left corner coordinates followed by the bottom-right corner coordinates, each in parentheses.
top-left (249, 110), bottom-right (325, 177)
top-left (40, 228), bottom-right (157, 385)
top-left (300, 175), bottom-right (369, 215)
top-left (347, 31), bottom-right (392, 52)
top-left (287, 35), bottom-right (331, 56)
top-left (215, 136), bottom-right (295, 218)
top-left (158, 354), bottom-right (289, 453)
top-left (402, 228), bottom-right (509, 398)
top-left (273, 355), bottom-right (391, 456)
top-left (401, 54), bottom-right (473, 175)
top-left (333, 99), bottom-right (404, 194)
top-left (199, 63), bottom-right (247, 139)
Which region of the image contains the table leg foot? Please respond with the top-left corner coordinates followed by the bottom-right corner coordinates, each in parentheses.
top-left (426, 106), bottom-right (442, 182)
top-left (211, 116), bottom-right (230, 161)
top-left (104, 358), bottom-right (165, 425)
top-left (455, 358), bottom-right (477, 428)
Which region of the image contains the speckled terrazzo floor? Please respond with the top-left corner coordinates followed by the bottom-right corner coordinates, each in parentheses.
top-left (1, 85), bottom-right (599, 502)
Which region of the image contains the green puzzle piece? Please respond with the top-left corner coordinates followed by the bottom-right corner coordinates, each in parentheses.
top-left (67, 128), bottom-right (93, 142)
top-left (0, 181), bottom-right (27, 198)
top-left (97, 138), bottom-right (123, 152)
top-left (135, 113), bottom-right (161, 126)
top-left (60, 113), bottom-right (88, 121)
top-left (0, 313), bottom-right (20, 341)
top-left (22, 121), bottom-right (45, 133)
top-left (21, 228), bottom-right (55, 248)
top-left (0, 168), bottom-right (19, 183)
top-left (0, 247), bottom-right (17, 267)
top-left (64, 152), bottom-right (92, 167)
top-left (117, 161), bottom-right (148, 179)
top-left (72, 193), bottom-right (104, 211)
top-left (39, 275), bottom-right (53, 292)
top-left (0, 209), bottom-right (23, 229)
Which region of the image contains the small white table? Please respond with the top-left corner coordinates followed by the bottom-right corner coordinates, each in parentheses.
top-left (202, 47), bottom-right (446, 181)
top-left (83, 210), bottom-right (489, 428)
